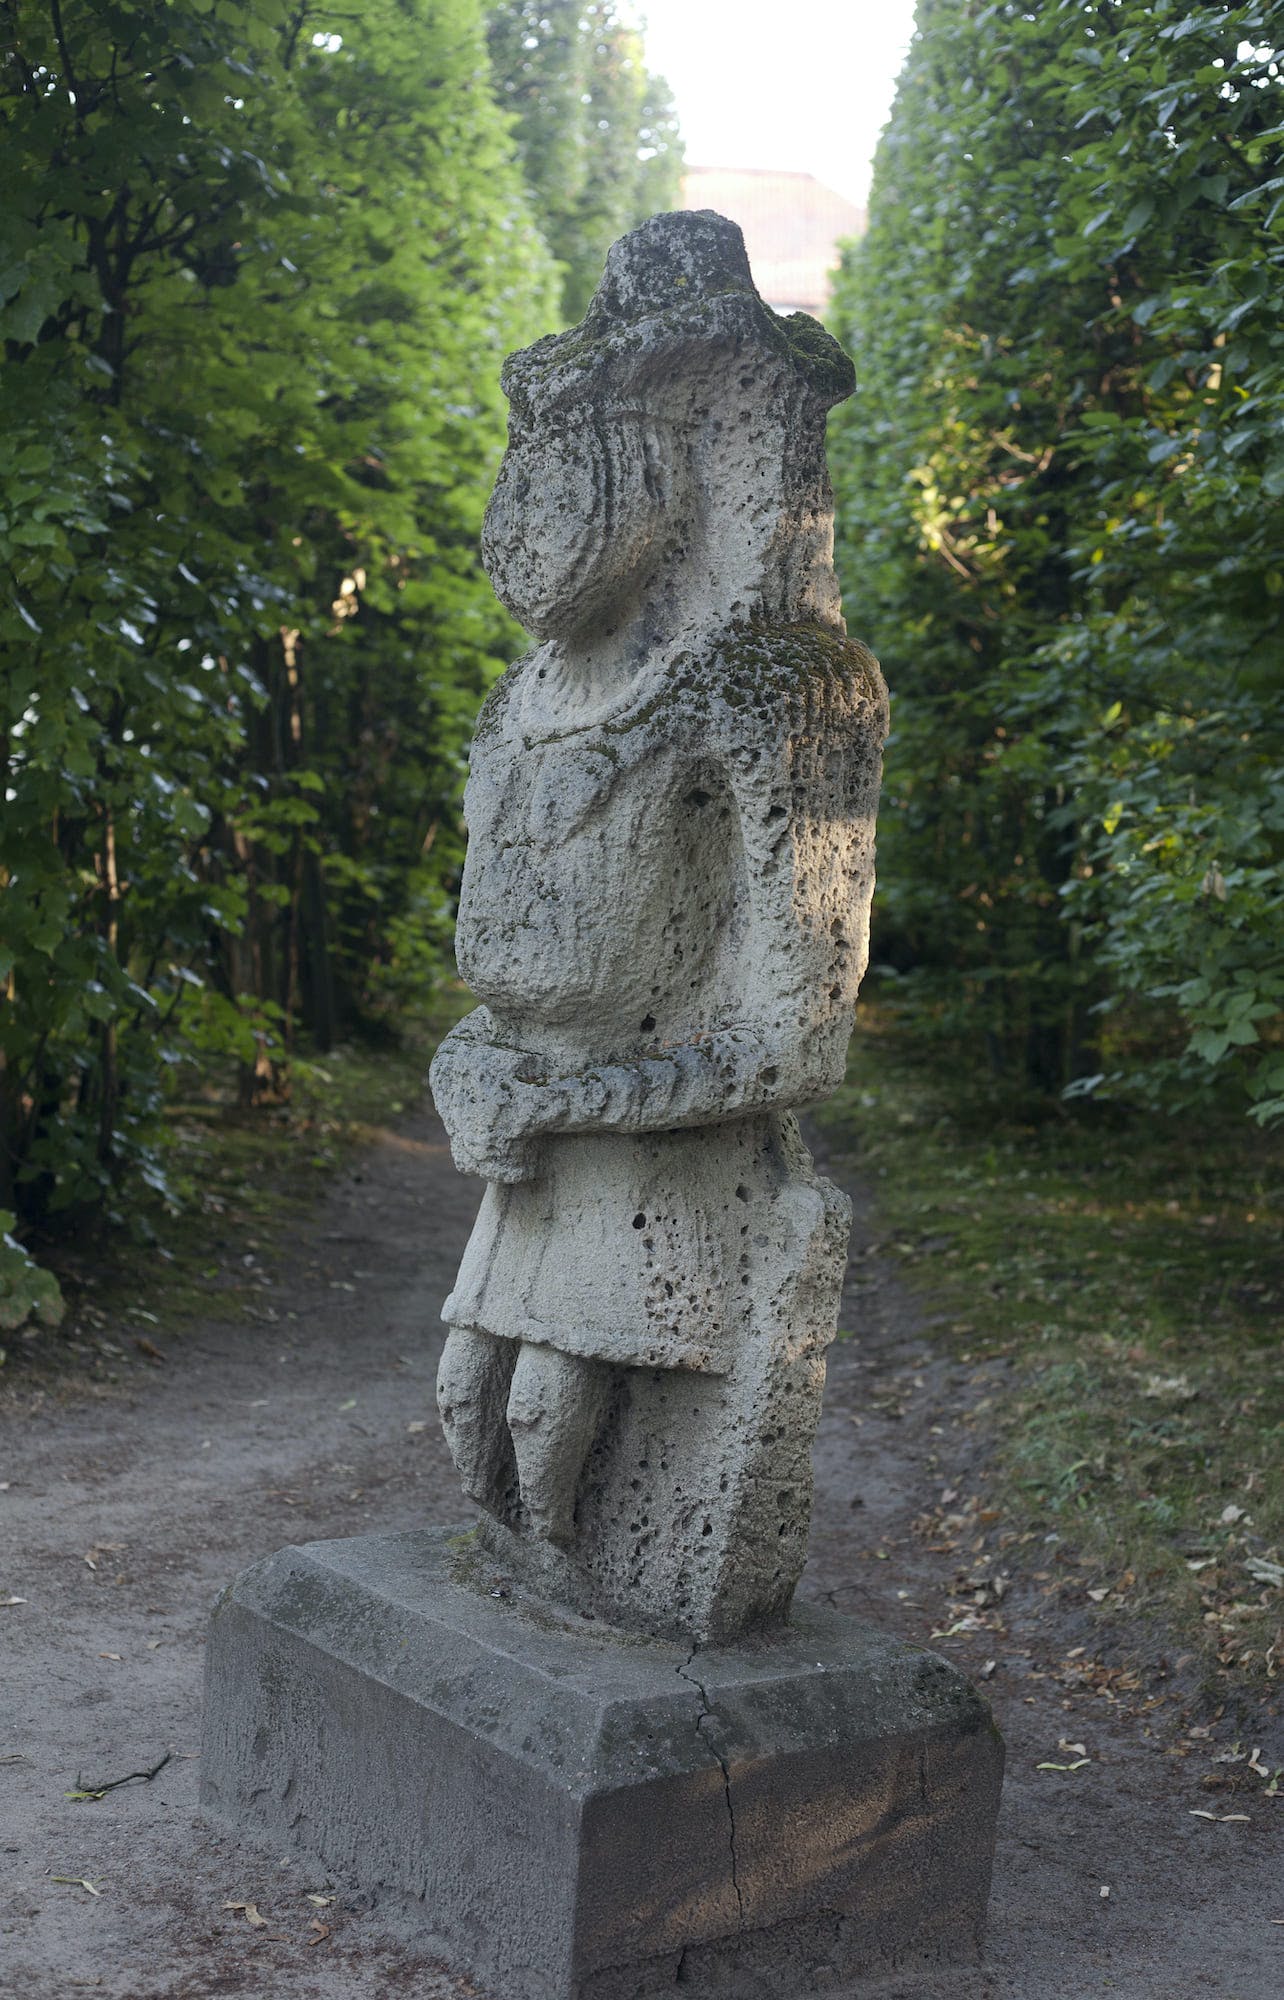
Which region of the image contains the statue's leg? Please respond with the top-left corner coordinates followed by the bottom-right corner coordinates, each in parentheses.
top-left (505, 1342), bottom-right (610, 1547)
top-left (437, 1326), bottom-right (518, 1512)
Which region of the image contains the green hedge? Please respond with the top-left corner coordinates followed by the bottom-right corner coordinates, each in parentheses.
top-left (830, 0), bottom-right (1284, 1121)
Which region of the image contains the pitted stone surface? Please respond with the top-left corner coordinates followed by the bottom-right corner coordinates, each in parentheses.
top-left (430, 211), bottom-right (889, 1644)
top-left (200, 1529), bottom-right (1005, 2000)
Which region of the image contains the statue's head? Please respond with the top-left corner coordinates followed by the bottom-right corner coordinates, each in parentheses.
top-left (482, 212), bottom-right (856, 643)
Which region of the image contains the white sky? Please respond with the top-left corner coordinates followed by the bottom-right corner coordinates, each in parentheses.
top-left (635, 0), bottom-right (920, 209)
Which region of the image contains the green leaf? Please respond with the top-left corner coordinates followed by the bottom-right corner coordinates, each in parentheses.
top-left (1121, 198), bottom-right (1155, 239)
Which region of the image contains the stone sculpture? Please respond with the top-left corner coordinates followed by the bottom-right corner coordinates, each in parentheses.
top-left (429, 207), bottom-right (888, 1644)
top-left (202, 213), bottom-right (1004, 2000)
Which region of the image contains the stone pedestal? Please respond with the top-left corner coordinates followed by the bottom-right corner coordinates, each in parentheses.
top-left (201, 1528), bottom-right (1003, 1999)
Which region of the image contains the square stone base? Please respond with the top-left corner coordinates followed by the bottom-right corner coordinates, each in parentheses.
top-left (200, 1528), bottom-right (1003, 1999)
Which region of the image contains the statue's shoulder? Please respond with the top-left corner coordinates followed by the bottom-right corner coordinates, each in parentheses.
top-left (702, 622), bottom-right (887, 739)
top-left (471, 652), bottom-right (535, 751)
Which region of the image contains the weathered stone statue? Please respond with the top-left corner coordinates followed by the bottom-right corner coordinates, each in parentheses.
top-left (429, 209), bottom-right (886, 1643)
top-left (202, 214), bottom-right (1003, 2000)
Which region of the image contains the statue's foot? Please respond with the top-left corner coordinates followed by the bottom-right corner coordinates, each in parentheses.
top-left (523, 1503), bottom-right (576, 1549)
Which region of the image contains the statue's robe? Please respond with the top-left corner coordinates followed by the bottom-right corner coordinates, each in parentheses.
top-left (442, 626), bottom-right (886, 1377)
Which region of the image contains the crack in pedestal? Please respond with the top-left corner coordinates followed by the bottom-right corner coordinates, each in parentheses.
top-left (677, 1650), bottom-right (745, 1927)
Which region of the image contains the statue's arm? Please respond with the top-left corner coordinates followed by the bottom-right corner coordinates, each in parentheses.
top-left (521, 1024), bottom-right (779, 1135)
top-left (429, 1006), bottom-right (771, 1176)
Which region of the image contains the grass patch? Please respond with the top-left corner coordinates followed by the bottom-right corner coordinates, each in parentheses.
top-left (816, 1004), bottom-right (1284, 1697)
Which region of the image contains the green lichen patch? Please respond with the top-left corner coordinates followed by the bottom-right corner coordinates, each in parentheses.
top-left (778, 313), bottom-right (856, 402)
top-left (708, 619), bottom-right (885, 718)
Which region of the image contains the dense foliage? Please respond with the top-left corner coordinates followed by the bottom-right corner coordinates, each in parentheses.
top-left (0, 0), bottom-right (675, 1279)
top-left (488, 0), bottom-right (682, 320)
top-left (830, 0), bottom-right (1284, 1121)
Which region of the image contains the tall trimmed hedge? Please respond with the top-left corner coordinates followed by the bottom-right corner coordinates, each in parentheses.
top-left (830, 0), bottom-right (1284, 1120)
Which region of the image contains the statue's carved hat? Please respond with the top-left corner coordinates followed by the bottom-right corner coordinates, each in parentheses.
top-left (501, 210), bottom-right (855, 420)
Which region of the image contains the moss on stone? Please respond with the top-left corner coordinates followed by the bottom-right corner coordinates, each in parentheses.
top-left (484, 627), bottom-right (882, 788)
top-left (707, 619), bottom-right (882, 714)
top-left (506, 289), bottom-right (855, 417)
top-left (778, 313), bottom-right (856, 401)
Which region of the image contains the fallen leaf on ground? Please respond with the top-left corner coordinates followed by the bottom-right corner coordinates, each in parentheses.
top-left (1, 1595), bottom-right (26, 1607)
top-left (304, 1894), bottom-right (334, 1907)
top-left (406, 1421), bottom-right (427, 1434)
top-left (223, 1901), bottom-right (269, 1927)
top-left (1037, 1759), bottom-right (1091, 1772)
top-left (1143, 1374), bottom-right (1197, 1402)
top-left (1189, 1810), bottom-right (1251, 1823)
top-left (51, 1877), bottom-right (102, 1895)
top-left (930, 1615), bottom-right (986, 1638)
top-left (307, 1919), bottom-right (332, 1945)
top-left (1058, 1739), bottom-right (1088, 1757)
top-left (133, 1337), bottom-right (167, 1364)
top-left (98, 1652), bottom-right (122, 1662)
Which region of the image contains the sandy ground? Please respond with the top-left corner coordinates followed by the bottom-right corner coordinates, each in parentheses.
top-left (1, 1104), bottom-right (1281, 2000)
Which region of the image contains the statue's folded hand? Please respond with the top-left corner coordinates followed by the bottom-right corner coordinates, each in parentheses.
top-left (428, 1015), bottom-right (552, 1183)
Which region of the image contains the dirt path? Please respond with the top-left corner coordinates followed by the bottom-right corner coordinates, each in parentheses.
top-left (2, 1106), bottom-right (1280, 1999)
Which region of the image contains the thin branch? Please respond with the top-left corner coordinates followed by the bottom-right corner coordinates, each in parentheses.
top-left (282, 1), bottom-right (312, 70)
top-left (47, 0), bottom-right (84, 124)
top-left (67, 1752), bottom-right (172, 1802)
